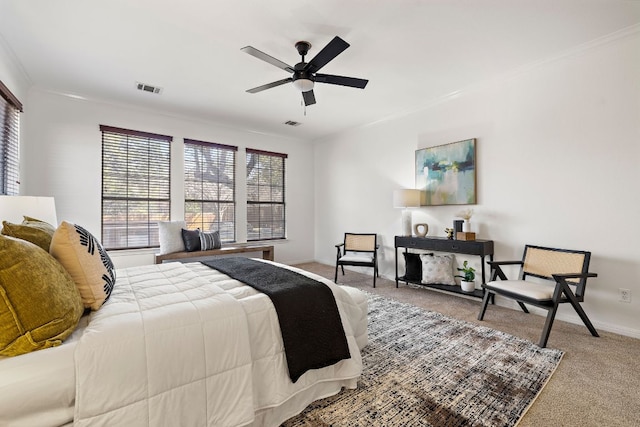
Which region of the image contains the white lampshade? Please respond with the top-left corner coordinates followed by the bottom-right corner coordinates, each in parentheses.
top-left (0, 196), bottom-right (58, 226)
top-left (292, 79), bottom-right (314, 92)
top-left (393, 189), bottom-right (421, 208)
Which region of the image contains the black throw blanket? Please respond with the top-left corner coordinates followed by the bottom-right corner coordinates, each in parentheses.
top-left (202, 258), bottom-right (351, 383)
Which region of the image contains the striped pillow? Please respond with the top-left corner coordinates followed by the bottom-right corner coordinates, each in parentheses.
top-left (199, 230), bottom-right (221, 250)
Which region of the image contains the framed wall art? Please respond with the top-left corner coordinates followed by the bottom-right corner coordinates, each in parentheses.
top-left (415, 138), bottom-right (476, 206)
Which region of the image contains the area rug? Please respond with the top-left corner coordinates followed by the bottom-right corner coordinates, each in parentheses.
top-left (283, 293), bottom-right (564, 427)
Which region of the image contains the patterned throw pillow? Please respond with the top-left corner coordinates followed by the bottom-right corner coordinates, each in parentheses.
top-left (1, 216), bottom-right (56, 251)
top-left (157, 220), bottom-right (186, 255)
top-left (0, 235), bottom-right (84, 356)
top-left (50, 221), bottom-right (116, 311)
top-left (199, 230), bottom-right (221, 250)
top-left (419, 253), bottom-right (456, 286)
top-left (181, 228), bottom-right (201, 252)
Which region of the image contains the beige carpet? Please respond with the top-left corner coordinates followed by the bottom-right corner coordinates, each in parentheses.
top-left (293, 262), bottom-right (640, 427)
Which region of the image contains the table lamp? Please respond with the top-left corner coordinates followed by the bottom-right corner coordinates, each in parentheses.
top-left (393, 189), bottom-right (421, 236)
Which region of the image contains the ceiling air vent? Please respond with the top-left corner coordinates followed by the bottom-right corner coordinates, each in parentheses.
top-left (284, 120), bottom-right (301, 127)
top-left (136, 82), bottom-right (163, 94)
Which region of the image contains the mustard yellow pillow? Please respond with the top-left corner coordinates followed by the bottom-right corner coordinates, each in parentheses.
top-left (50, 221), bottom-right (116, 310)
top-left (1, 216), bottom-right (56, 251)
top-left (0, 235), bottom-right (84, 356)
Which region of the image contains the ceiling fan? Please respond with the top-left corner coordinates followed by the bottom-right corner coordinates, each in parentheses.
top-left (241, 36), bottom-right (368, 106)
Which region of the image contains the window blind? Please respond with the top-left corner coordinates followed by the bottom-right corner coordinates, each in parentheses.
top-left (184, 139), bottom-right (237, 243)
top-left (0, 80), bottom-right (22, 196)
top-left (246, 148), bottom-right (287, 241)
top-left (101, 125), bottom-right (172, 249)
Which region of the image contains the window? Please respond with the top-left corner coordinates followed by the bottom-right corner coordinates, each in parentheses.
top-left (0, 80), bottom-right (22, 195)
top-left (246, 148), bottom-right (286, 241)
top-left (101, 125), bottom-right (172, 249)
top-left (184, 139), bottom-right (237, 242)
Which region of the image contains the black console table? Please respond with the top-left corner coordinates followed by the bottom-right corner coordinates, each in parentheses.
top-left (395, 236), bottom-right (494, 299)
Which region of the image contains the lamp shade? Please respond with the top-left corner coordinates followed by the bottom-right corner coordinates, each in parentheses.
top-left (0, 196), bottom-right (58, 226)
top-left (393, 189), bottom-right (421, 208)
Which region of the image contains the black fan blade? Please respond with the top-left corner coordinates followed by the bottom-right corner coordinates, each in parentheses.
top-left (241, 46), bottom-right (295, 73)
top-left (302, 90), bottom-right (316, 106)
top-left (315, 73), bottom-right (368, 89)
top-left (246, 78), bottom-right (293, 93)
top-left (305, 36), bottom-right (350, 73)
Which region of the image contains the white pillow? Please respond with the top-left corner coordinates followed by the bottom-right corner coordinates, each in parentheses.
top-left (419, 253), bottom-right (456, 286)
top-left (158, 221), bottom-right (186, 254)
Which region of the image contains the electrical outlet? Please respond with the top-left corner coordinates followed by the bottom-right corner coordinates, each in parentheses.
top-left (619, 288), bottom-right (631, 303)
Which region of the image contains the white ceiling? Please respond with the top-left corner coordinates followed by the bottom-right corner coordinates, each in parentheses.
top-left (1, 0), bottom-right (639, 142)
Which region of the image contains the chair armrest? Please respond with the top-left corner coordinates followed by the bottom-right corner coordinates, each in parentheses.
top-left (487, 260), bottom-right (523, 282)
top-left (335, 243), bottom-right (344, 248)
top-left (552, 272), bottom-right (597, 281)
top-left (487, 260), bottom-right (523, 267)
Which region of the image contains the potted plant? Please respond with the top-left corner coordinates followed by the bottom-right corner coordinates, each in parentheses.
top-left (456, 260), bottom-right (476, 292)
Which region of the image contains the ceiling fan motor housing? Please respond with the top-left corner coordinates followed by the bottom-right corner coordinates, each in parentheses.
top-left (293, 63), bottom-right (314, 81)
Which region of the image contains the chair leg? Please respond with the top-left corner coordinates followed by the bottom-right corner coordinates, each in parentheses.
top-left (341, 265), bottom-right (345, 276)
top-left (478, 290), bottom-right (492, 320)
top-left (373, 270), bottom-right (376, 288)
top-left (334, 264), bottom-right (339, 283)
top-left (539, 305), bottom-right (559, 348)
top-left (517, 301), bottom-right (530, 313)
top-left (566, 294), bottom-right (600, 338)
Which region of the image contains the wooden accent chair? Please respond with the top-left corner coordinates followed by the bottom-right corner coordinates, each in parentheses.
top-left (335, 233), bottom-right (379, 287)
top-left (477, 244), bottom-right (598, 347)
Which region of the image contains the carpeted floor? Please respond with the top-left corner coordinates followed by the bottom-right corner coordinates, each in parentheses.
top-left (284, 293), bottom-right (562, 427)
top-left (292, 262), bottom-right (640, 427)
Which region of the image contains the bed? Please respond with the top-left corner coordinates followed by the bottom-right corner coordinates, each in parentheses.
top-left (0, 259), bottom-right (368, 427)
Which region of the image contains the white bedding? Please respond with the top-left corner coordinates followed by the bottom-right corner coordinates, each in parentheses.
top-left (0, 260), bottom-right (367, 427)
top-left (0, 316), bottom-right (89, 427)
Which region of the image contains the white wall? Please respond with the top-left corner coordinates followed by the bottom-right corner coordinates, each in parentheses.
top-left (314, 30), bottom-right (640, 337)
top-left (21, 90), bottom-right (315, 267)
top-left (0, 37), bottom-right (29, 104)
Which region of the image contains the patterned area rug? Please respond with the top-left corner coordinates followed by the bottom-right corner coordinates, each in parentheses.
top-left (283, 293), bottom-right (563, 427)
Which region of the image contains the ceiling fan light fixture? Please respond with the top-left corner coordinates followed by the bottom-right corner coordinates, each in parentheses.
top-left (292, 78), bottom-right (314, 92)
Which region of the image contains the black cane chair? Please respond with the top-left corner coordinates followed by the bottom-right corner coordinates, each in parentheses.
top-left (478, 244), bottom-right (598, 348)
top-left (335, 233), bottom-right (379, 287)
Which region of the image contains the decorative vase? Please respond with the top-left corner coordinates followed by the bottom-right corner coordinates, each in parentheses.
top-left (461, 280), bottom-right (475, 293)
top-left (462, 220), bottom-right (471, 232)
top-left (413, 223), bottom-right (428, 237)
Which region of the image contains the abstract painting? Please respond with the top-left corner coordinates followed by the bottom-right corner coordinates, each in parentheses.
top-left (415, 139), bottom-right (476, 206)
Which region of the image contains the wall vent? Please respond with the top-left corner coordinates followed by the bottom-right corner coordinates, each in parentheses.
top-left (136, 82), bottom-right (163, 94)
top-left (284, 120), bottom-right (301, 126)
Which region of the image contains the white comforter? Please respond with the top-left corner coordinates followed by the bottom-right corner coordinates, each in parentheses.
top-left (74, 260), bottom-right (364, 426)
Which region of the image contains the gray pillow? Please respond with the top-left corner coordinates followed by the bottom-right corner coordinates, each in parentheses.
top-left (199, 230), bottom-right (221, 250)
top-left (181, 228), bottom-right (201, 252)
top-left (419, 253), bottom-right (456, 286)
